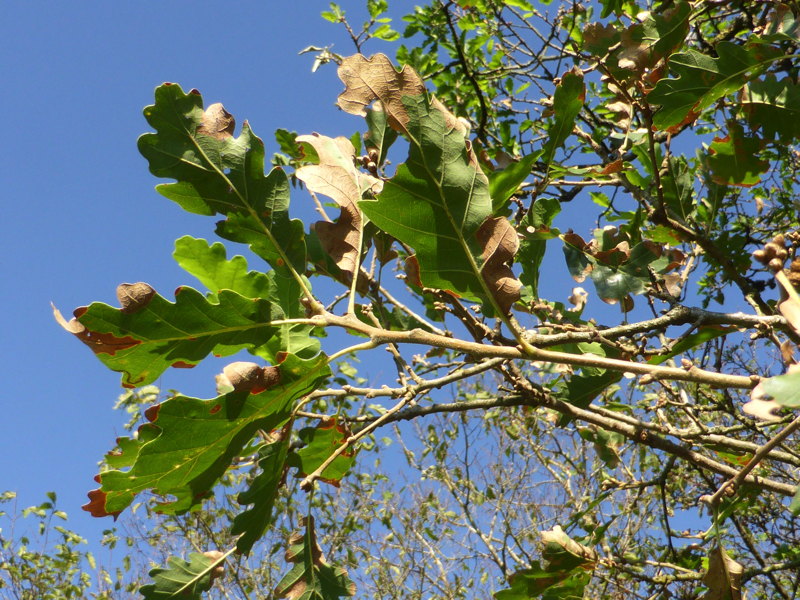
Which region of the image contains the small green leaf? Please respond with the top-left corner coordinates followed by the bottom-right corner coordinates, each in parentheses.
top-left (541, 69), bottom-right (585, 169)
top-left (288, 419), bottom-right (357, 485)
top-left (703, 122), bottom-right (769, 187)
top-left (489, 152), bottom-right (540, 213)
top-left (139, 552), bottom-right (218, 599)
top-left (232, 432), bottom-right (292, 555)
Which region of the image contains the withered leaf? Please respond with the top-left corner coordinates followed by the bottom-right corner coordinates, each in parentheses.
top-left (117, 282), bottom-right (156, 314)
top-left (476, 217), bottom-right (521, 313)
top-left (337, 54), bottom-right (427, 132)
top-left (296, 134), bottom-right (382, 276)
top-left (197, 103), bottom-right (235, 140)
top-left (218, 361), bottom-right (281, 394)
top-left (703, 546), bottom-right (743, 600)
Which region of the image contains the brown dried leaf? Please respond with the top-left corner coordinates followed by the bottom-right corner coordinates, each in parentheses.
top-left (337, 54), bottom-right (426, 133)
top-left (703, 546), bottom-right (743, 600)
top-left (296, 134), bottom-right (383, 276)
top-left (217, 361), bottom-right (281, 395)
top-left (117, 282), bottom-right (156, 314)
top-left (475, 217), bottom-right (522, 313)
top-left (337, 53), bottom-right (469, 140)
top-left (780, 339), bottom-right (797, 366)
top-left (197, 103), bottom-right (235, 140)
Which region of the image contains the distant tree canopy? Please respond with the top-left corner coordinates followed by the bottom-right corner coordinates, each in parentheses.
top-left (50, 1), bottom-right (800, 598)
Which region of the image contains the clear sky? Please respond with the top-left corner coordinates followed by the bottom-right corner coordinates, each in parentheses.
top-left (0, 0), bottom-right (398, 546)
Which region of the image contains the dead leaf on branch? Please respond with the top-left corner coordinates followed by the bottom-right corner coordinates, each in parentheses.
top-left (117, 282), bottom-right (156, 314)
top-left (197, 103), bottom-right (235, 140)
top-left (703, 546), bottom-right (743, 600)
top-left (216, 361), bottom-right (281, 395)
top-left (476, 217), bottom-right (522, 314)
top-left (296, 133), bottom-right (382, 276)
top-left (337, 53), bottom-right (427, 133)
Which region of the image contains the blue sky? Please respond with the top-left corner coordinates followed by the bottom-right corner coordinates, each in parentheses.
top-left (0, 0), bottom-right (401, 546)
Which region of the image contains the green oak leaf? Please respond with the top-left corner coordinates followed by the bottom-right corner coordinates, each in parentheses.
top-left (741, 75), bottom-right (800, 142)
top-left (138, 83), bottom-right (306, 274)
top-left (173, 236), bottom-right (319, 360)
top-left (231, 431), bottom-right (292, 555)
top-left (275, 517), bottom-right (356, 600)
top-left (364, 102), bottom-right (397, 166)
top-left (288, 419), bottom-right (357, 485)
top-left (518, 197), bottom-right (561, 300)
top-left (489, 152), bottom-right (540, 213)
top-left (648, 42), bottom-right (780, 130)
top-left (60, 283), bottom-right (317, 388)
top-left (703, 122), bottom-right (769, 187)
top-left (541, 69), bottom-right (585, 169)
top-left (84, 354), bottom-right (330, 516)
top-left (337, 53), bottom-right (520, 314)
top-left (139, 552), bottom-right (219, 599)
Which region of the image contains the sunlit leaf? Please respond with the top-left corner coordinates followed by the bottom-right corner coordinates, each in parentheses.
top-left (703, 122), bottom-right (769, 187)
top-left (648, 42), bottom-right (780, 130)
top-left (138, 83), bottom-right (306, 274)
top-left (288, 418), bottom-right (357, 486)
top-left (541, 69), bottom-right (584, 169)
top-left (84, 354), bottom-right (330, 516)
top-left (139, 552), bottom-right (221, 599)
top-left (741, 74), bottom-right (800, 142)
top-left (337, 53), bottom-right (521, 313)
top-left (56, 283), bottom-right (316, 388)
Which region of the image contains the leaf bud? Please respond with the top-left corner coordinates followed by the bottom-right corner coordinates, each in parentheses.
top-left (768, 257), bottom-right (785, 272)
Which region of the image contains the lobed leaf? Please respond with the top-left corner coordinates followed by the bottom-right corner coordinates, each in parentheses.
top-left (139, 552), bottom-right (220, 599)
top-left (231, 429), bottom-right (292, 555)
top-left (57, 283), bottom-right (317, 388)
top-left (138, 83), bottom-right (306, 274)
top-left (296, 133), bottom-right (382, 277)
top-left (288, 418), bottom-right (357, 486)
top-left (702, 122), bottom-right (769, 187)
top-left (741, 74), bottom-right (800, 142)
top-left (173, 236), bottom-right (318, 360)
top-left (648, 42), bottom-right (780, 130)
top-left (84, 354), bottom-right (330, 516)
top-left (337, 53), bottom-right (521, 313)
